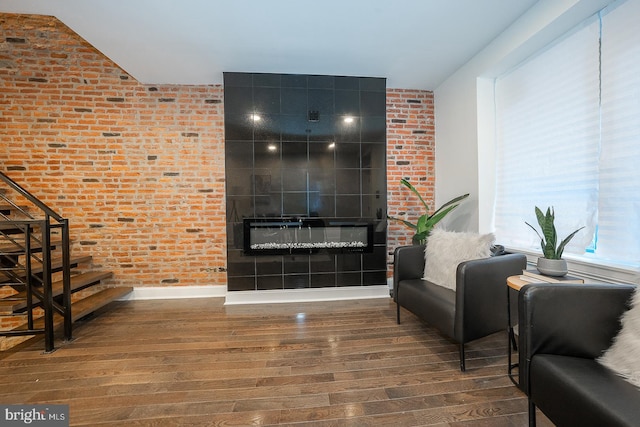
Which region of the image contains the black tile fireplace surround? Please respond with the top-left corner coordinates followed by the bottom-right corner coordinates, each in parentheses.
top-left (224, 72), bottom-right (387, 292)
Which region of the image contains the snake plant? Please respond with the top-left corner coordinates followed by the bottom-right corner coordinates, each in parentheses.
top-left (388, 178), bottom-right (469, 245)
top-left (525, 206), bottom-right (584, 259)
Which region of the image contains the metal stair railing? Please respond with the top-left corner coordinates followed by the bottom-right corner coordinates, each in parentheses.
top-left (1, 220), bottom-right (43, 335)
top-left (0, 171), bottom-right (71, 352)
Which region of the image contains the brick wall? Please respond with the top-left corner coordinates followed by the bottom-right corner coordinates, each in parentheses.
top-left (0, 14), bottom-right (434, 288)
top-left (386, 90), bottom-right (435, 271)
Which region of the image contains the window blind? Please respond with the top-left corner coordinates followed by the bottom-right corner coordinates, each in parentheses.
top-left (598, 0), bottom-right (640, 264)
top-left (494, 0), bottom-right (640, 269)
top-left (494, 17), bottom-right (600, 255)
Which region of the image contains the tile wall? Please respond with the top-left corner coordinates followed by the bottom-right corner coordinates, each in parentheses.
top-left (224, 72), bottom-right (387, 291)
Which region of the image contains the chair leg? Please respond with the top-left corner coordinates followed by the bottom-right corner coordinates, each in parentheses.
top-left (396, 302), bottom-right (401, 324)
top-left (528, 398), bottom-right (536, 427)
top-left (459, 343), bottom-right (466, 372)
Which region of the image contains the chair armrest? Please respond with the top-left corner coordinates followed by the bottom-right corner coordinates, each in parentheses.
top-left (454, 253), bottom-right (527, 342)
top-left (518, 282), bottom-right (636, 393)
top-left (392, 244), bottom-right (426, 300)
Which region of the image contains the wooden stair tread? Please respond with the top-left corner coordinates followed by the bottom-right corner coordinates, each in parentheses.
top-left (37, 254), bottom-right (93, 275)
top-left (0, 227), bottom-right (30, 236)
top-left (0, 222), bottom-right (35, 230)
top-left (0, 271), bottom-right (113, 313)
top-left (0, 219), bottom-right (41, 226)
top-left (0, 301), bottom-right (27, 315)
top-left (0, 297), bottom-right (24, 314)
top-left (71, 287), bottom-right (133, 322)
top-left (62, 270), bottom-right (114, 292)
top-left (0, 205), bottom-right (29, 214)
top-left (10, 287), bottom-right (133, 331)
top-left (0, 237), bottom-right (62, 254)
top-left (0, 254), bottom-right (92, 285)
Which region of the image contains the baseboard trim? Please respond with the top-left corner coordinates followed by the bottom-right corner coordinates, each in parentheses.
top-left (117, 285), bottom-right (226, 301)
top-left (224, 285), bottom-right (390, 305)
top-left (117, 284), bottom-right (391, 305)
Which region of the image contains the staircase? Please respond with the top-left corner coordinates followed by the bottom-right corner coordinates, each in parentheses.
top-left (0, 172), bottom-right (132, 352)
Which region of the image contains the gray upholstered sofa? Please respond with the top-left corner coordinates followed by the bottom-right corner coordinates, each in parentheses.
top-left (393, 243), bottom-right (526, 371)
top-left (518, 282), bottom-right (640, 427)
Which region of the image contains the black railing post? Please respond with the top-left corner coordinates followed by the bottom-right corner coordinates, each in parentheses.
top-left (25, 224), bottom-right (34, 331)
top-left (62, 218), bottom-right (72, 341)
top-left (42, 214), bottom-right (54, 353)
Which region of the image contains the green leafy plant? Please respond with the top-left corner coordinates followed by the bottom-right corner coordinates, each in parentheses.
top-left (388, 178), bottom-right (469, 244)
top-left (525, 206), bottom-right (584, 259)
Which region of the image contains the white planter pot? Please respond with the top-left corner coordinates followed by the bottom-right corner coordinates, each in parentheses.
top-left (536, 257), bottom-right (568, 277)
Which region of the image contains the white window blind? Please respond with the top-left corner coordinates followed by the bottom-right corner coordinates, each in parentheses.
top-left (494, 17), bottom-right (600, 255)
top-left (598, 0), bottom-right (640, 264)
top-left (494, 0), bottom-right (640, 269)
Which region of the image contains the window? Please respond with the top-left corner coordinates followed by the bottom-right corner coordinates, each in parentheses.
top-left (494, 0), bottom-right (640, 271)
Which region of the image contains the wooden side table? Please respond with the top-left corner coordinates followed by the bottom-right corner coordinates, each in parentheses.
top-left (506, 275), bottom-right (528, 387)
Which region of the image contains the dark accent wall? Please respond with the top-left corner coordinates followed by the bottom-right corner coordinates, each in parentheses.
top-left (224, 72), bottom-right (387, 292)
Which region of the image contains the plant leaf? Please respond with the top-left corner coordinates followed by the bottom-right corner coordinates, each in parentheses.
top-left (389, 180), bottom-right (468, 240)
top-left (416, 215), bottom-right (428, 234)
top-left (387, 215), bottom-right (417, 230)
top-left (425, 204), bottom-right (459, 229)
top-left (525, 221), bottom-right (547, 255)
top-left (429, 193), bottom-right (469, 220)
top-left (556, 226), bottom-right (585, 258)
top-left (413, 231), bottom-right (428, 244)
top-left (525, 221), bottom-right (544, 242)
top-left (539, 207), bottom-right (558, 258)
top-left (527, 206), bottom-right (584, 259)
top-left (400, 178), bottom-right (430, 211)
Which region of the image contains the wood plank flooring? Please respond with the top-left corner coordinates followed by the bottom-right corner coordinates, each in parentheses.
top-left (0, 297), bottom-right (554, 426)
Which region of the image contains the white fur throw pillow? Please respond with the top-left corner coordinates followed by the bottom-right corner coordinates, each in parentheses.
top-left (423, 229), bottom-right (495, 291)
top-left (598, 289), bottom-right (640, 388)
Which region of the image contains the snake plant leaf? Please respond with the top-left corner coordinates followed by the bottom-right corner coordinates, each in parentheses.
top-left (534, 206), bottom-right (546, 227)
top-left (525, 222), bottom-right (545, 244)
top-left (525, 221), bottom-right (544, 241)
top-left (526, 206), bottom-right (584, 260)
top-left (556, 226), bottom-right (586, 258)
top-left (535, 207), bottom-right (557, 258)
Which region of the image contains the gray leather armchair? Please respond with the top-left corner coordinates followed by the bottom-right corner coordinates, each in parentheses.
top-left (393, 244), bottom-right (526, 371)
top-left (518, 282), bottom-right (640, 427)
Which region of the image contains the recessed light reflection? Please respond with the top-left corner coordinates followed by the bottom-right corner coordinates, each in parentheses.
top-left (250, 114), bottom-right (261, 122)
top-left (267, 144), bottom-right (277, 151)
top-left (328, 142), bottom-right (336, 149)
top-left (343, 116), bottom-right (354, 124)
top-left (296, 313), bottom-right (306, 323)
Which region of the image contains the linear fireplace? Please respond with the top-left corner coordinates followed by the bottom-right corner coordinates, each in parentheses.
top-left (244, 218), bottom-right (374, 255)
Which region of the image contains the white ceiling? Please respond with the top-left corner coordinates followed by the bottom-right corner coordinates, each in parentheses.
top-left (0, 0), bottom-right (538, 89)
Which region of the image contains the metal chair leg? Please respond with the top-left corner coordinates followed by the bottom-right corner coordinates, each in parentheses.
top-left (528, 398), bottom-right (536, 427)
top-left (459, 343), bottom-right (466, 372)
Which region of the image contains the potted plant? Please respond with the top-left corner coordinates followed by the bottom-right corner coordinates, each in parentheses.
top-left (388, 178), bottom-right (469, 245)
top-left (525, 206), bottom-right (584, 276)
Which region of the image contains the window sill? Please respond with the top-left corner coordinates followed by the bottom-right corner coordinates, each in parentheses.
top-left (506, 247), bottom-right (639, 285)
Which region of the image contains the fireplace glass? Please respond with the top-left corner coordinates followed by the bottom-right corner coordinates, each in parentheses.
top-left (244, 218), bottom-right (373, 255)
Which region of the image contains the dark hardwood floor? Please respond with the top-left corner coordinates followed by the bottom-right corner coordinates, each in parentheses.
top-left (0, 296), bottom-right (553, 426)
